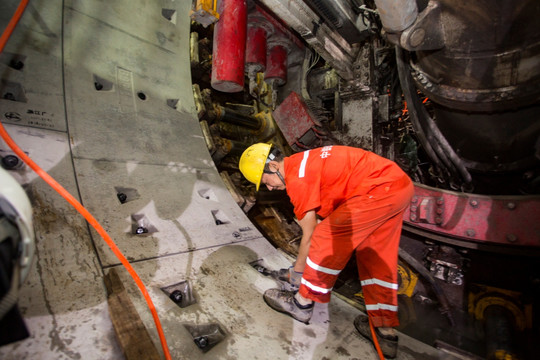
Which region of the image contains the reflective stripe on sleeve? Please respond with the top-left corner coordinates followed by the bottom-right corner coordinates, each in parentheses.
top-left (361, 278), bottom-right (398, 290)
top-left (299, 150), bottom-right (310, 178)
top-left (365, 303), bottom-right (398, 312)
top-left (306, 257), bottom-right (341, 275)
top-left (301, 278), bottom-right (332, 294)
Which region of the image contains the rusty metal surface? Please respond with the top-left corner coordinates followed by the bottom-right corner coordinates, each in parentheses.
top-left (272, 91), bottom-right (319, 146)
top-left (404, 184), bottom-right (540, 247)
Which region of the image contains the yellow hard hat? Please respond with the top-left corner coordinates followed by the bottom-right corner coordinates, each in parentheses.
top-left (239, 143), bottom-right (272, 190)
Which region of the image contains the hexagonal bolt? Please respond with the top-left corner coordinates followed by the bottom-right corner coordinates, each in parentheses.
top-left (410, 214), bottom-right (417, 221)
top-left (1, 155), bottom-right (22, 170)
top-left (194, 336), bottom-right (209, 349)
top-left (469, 199), bottom-right (478, 208)
top-left (466, 229), bottom-right (476, 237)
top-left (436, 197), bottom-right (444, 205)
top-left (117, 193), bottom-right (128, 203)
top-left (435, 217), bottom-right (443, 224)
top-left (135, 227), bottom-right (148, 235)
top-left (169, 290), bottom-right (183, 303)
top-left (506, 202), bottom-right (516, 210)
top-left (506, 234), bottom-right (517, 243)
top-left (409, 28), bottom-right (426, 48)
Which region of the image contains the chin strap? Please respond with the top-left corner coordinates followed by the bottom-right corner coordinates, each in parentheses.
top-left (275, 169), bottom-right (286, 186)
top-left (263, 169), bottom-right (286, 187)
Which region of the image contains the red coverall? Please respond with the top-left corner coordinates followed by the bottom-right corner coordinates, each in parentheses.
top-left (283, 145), bottom-right (414, 327)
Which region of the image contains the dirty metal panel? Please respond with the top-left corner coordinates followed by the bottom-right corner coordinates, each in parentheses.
top-left (63, 3), bottom-right (203, 165)
top-left (341, 96), bottom-right (374, 151)
top-left (112, 241), bottom-right (438, 360)
top-left (0, 125), bottom-right (122, 360)
top-left (272, 91), bottom-right (318, 146)
top-left (0, 0), bottom-right (66, 131)
top-left (75, 159), bottom-right (262, 266)
top-left (69, 0), bottom-right (184, 54)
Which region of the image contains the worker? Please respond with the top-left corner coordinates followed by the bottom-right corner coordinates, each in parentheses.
top-left (239, 143), bottom-right (414, 359)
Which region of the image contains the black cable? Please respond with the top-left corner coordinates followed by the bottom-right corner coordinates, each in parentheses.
top-left (396, 47), bottom-right (472, 184)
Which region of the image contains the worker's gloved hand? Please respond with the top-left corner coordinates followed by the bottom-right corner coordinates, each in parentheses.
top-left (277, 266), bottom-right (303, 288)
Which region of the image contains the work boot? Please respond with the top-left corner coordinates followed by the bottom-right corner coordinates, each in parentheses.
top-left (353, 313), bottom-right (398, 359)
top-left (263, 289), bottom-right (313, 324)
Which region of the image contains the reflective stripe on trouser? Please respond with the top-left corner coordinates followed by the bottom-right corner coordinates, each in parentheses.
top-left (299, 177), bottom-right (414, 328)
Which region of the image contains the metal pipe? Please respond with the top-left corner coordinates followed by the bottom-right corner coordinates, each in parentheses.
top-left (373, 0), bottom-right (417, 33)
top-left (215, 106), bottom-right (261, 129)
top-left (265, 42), bottom-right (288, 86)
top-left (211, 0), bottom-right (247, 92)
top-left (484, 305), bottom-right (518, 359)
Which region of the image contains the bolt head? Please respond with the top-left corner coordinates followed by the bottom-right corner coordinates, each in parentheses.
top-left (506, 234), bottom-right (517, 242)
top-left (117, 193), bottom-right (128, 203)
top-left (466, 229), bottom-right (476, 237)
top-left (170, 290), bottom-right (183, 303)
top-left (136, 227), bottom-right (148, 234)
top-left (195, 336), bottom-right (209, 348)
top-left (409, 28), bottom-right (426, 48)
top-left (1, 155), bottom-right (20, 169)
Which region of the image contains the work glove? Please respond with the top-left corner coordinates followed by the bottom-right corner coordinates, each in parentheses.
top-left (276, 266), bottom-right (303, 288)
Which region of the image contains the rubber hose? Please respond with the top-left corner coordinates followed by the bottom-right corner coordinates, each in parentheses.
top-left (396, 47), bottom-right (472, 184)
top-left (395, 47), bottom-right (448, 174)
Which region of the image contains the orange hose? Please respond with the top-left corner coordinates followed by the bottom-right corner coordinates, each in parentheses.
top-left (369, 316), bottom-right (386, 360)
top-left (0, 0), bottom-right (28, 54)
top-left (0, 2), bottom-right (172, 359)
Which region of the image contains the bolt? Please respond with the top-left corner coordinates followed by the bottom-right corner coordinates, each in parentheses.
top-left (469, 199), bottom-right (478, 208)
top-left (466, 229), bottom-right (476, 237)
top-left (3, 92), bottom-right (15, 101)
top-left (436, 197), bottom-right (444, 205)
top-left (409, 28), bottom-right (426, 48)
top-left (436, 208), bottom-right (443, 215)
top-left (117, 193), bottom-right (127, 203)
top-left (1, 155), bottom-right (20, 170)
top-left (435, 217), bottom-right (442, 224)
top-left (169, 290), bottom-right (183, 303)
top-left (506, 234), bottom-right (517, 243)
top-left (507, 202), bottom-right (516, 210)
top-left (10, 60), bottom-right (24, 70)
top-left (411, 196), bottom-right (418, 204)
top-left (410, 214), bottom-right (417, 221)
top-left (410, 205), bottom-right (417, 212)
top-left (194, 336), bottom-right (209, 349)
top-left (136, 227), bottom-right (148, 234)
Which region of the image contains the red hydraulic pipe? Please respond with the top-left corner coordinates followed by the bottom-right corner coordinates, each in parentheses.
top-left (246, 25), bottom-right (267, 74)
top-left (265, 42), bottom-right (287, 86)
top-left (211, 0), bottom-right (247, 93)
